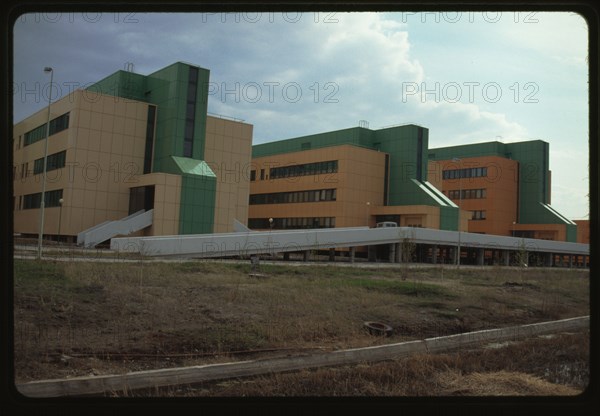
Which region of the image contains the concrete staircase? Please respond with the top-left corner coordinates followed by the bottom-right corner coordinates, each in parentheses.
top-left (77, 209), bottom-right (153, 248)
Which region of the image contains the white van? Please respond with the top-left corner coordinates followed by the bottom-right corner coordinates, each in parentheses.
top-left (376, 221), bottom-right (398, 228)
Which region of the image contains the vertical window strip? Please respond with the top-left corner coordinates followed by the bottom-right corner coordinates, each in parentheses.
top-left (183, 67), bottom-right (199, 158)
top-left (143, 105), bottom-right (157, 174)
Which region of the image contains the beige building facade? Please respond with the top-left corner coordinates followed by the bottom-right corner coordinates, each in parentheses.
top-left (13, 62), bottom-right (252, 244)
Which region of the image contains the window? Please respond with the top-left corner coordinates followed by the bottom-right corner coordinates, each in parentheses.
top-left (248, 188), bottom-right (338, 205)
top-left (143, 105), bottom-right (157, 174)
top-left (183, 141), bottom-right (193, 158)
top-left (442, 166), bottom-right (488, 180)
top-left (471, 210), bottom-right (486, 220)
top-left (24, 112), bottom-right (70, 146)
top-left (21, 163), bottom-right (28, 179)
top-left (250, 170), bottom-right (256, 181)
top-left (260, 169), bottom-right (265, 180)
top-left (270, 160), bottom-right (338, 180)
top-left (447, 188), bottom-right (487, 200)
top-left (183, 67), bottom-right (199, 158)
top-left (33, 150), bottom-right (66, 175)
top-left (23, 189), bottom-right (63, 209)
top-left (129, 186), bottom-right (155, 215)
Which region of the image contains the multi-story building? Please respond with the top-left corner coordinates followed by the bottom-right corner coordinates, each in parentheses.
top-left (13, 62), bottom-right (252, 244)
top-left (13, 61), bottom-right (585, 248)
top-left (249, 126), bottom-right (581, 243)
top-left (250, 125), bottom-right (470, 235)
top-left (428, 140), bottom-right (578, 242)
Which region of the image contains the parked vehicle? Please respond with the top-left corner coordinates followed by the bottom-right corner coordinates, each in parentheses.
top-left (375, 221), bottom-right (398, 228)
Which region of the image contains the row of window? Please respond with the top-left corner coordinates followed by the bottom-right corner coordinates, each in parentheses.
top-left (14, 150), bottom-right (66, 180)
top-left (23, 112), bottom-right (70, 147)
top-left (248, 217), bottom-right (336, 229)
top-left (249, 188), bottom-right (336, 205)
top-left (446, 188), bottom-right (487, 200)
top-left (19, 189), bottom-right (64, 210)
top-left (442, 167), bottom-right (488, 180)
top-left (33, 151), bottom-right (66, 175)
top-left (471, 210), bottom-right (486, 220)
top-left (265, 160), bottom-right (338, 180)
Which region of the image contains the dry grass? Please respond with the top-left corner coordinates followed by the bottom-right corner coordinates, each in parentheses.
top-left (136, 332), bottom-right (587, 397)
top-left (13, 258), bottom-right (589, 395)
top-left (435, 370), bottom-right (580, 396)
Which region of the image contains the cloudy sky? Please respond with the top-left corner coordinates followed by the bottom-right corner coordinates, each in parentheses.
top-left (12, 11), bottom-right (589, 219)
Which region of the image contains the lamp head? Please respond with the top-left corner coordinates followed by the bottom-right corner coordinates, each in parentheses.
top-left (44, 67), bottom-right (53, 73)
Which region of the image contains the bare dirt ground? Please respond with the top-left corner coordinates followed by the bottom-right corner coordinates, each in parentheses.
top-left (13, 258), bottom-right (589, 396)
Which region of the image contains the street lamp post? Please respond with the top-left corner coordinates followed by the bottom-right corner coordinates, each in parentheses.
top-left (452, 157), bottom-right (462, 267)
top-left (268, 217), bottom-right (274, 256)
top-left (57, 198), bottom-right (64, 244)
top-left (37, 67), bottom-right (54, 259)
top-left (366, 202), bottom-right (371, 227)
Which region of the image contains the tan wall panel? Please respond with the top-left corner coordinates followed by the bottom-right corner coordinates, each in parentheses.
top-left (250, 145), bottom-right (386, 229)
top-left (433, 156), bottom-right (518, 236)
top-left (205, 116), bottom-right (253, 233)
top-left (574, 219), bottom-right (589, 244)
top-left (13, 90), bottom-right (150, 238)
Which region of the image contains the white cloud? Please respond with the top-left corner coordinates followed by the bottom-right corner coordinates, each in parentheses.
top-left (502, 12), bottom-right (588, 62)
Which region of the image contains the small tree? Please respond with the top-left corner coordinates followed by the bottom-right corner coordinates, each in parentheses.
top-left (515, 239), bottom-right (528, 268)
top-left (400, 230), bottom-right (416, 282)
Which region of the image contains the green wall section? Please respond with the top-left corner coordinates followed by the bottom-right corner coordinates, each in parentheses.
top-left (87, 62), bottom-right (215, 234)
top-left (252, 127), bottom-right (374, 158)
top-left (504, 141), bottom-right (549, 223)
top-left (439, 205), bottom-right (459, 231)
top-left (163, 156), bottom-right (217, 234)
top-left (88, 70), bottom-right (148, 102)
top-left (144, 63), bottom-right (210, 171)
top-left (428, 141), bottom-right (507, 160)
top-left (371, 125), bottom-right (429, 206)
top-left (566, 224), bottom-right (577, 242)
top-left (179, 175), bottom-right (216, 234)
